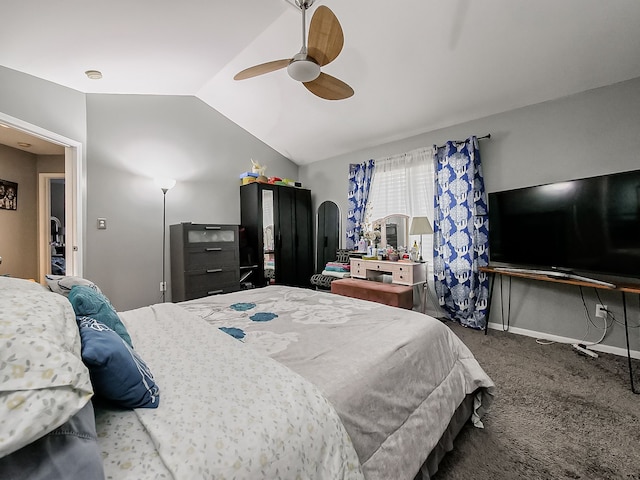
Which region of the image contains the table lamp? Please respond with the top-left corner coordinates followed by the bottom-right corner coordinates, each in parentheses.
top-left (409, 216), bottom-right (433, 262)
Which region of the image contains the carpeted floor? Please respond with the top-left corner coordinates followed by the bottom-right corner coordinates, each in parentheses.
top-left (432, 321), bottom-right (640, 480)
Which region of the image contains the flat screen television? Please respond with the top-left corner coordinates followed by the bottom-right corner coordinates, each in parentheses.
top-left (488, 169), bottom-right (640, 279)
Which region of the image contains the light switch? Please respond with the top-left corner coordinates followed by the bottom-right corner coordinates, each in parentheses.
top-left (97, 218), bottom-right (107, 230)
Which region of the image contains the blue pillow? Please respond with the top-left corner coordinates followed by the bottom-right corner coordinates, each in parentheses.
top-left (77, 316), bottom-right (159, 409)
top-left (68, 285), bottom-right (133, 347)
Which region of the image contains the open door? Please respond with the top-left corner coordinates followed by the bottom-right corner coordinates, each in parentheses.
top-left (38, 173), bottom-right (65, 281)
top-left (0, 111), bottom-right (83, 283)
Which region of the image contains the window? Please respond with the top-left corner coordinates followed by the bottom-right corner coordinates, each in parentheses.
top-left (366, 146), bottom-right (435, 249)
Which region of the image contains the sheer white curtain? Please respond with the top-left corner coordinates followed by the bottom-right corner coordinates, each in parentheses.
top-left (366, 147), bottom-right (434, 221)
top-left (366, 146), bottom-right (436, 248)
top-left (365, 146), bottom-right (441, 316)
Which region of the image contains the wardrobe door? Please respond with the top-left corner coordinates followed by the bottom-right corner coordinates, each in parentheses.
top-left (316, 201), bottom-right (339, 273)
top-left (275, 186), bottom-right (297, 286)
top-left (240, 182), bottom-right (269, 288)
top-left (294, 188), bottom-right (313, 287)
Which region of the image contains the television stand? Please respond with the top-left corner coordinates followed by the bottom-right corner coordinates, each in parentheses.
top-left (493, 267), bottom-right (616, 288)
top-left (564, 273), bottom-right (616, 289)
top-left (481, 266), bottom-right (639, 394)
top-left (494, 266), bottom-right (570, 277)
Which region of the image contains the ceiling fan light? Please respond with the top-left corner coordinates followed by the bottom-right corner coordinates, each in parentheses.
top-left (287, 59), bottom-right (321, 82)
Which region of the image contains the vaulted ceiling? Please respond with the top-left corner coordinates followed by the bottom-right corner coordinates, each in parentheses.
top-left (2, 0), bottom-right (640, 164)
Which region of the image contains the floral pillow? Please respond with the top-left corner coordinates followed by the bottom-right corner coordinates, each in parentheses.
top-left (0, 284), bottom-right (93, 458)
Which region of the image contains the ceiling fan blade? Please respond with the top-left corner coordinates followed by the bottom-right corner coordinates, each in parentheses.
top-left (234, 59), bottom-right (290, 80)
top-left (307, 6), bottom-right (344, 66)
top-left (303, 72), bottom-right (353, 100)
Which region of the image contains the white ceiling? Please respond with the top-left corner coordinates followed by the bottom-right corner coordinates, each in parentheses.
top-left (0, 124), bottom-right (65, 155)
top-left (2, 0), bottom-right (640, 164)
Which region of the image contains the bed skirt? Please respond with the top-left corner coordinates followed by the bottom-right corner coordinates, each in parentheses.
top-left (417, 393), bottom-right (476, 479)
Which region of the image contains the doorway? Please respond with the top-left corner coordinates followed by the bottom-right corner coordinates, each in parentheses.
top-left (38, 173), bottom-right (66, 280)
top-left (0, 111), bottom-right (84, 282)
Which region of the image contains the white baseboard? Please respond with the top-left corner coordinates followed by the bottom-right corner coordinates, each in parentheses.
top-left (487, 322), bottom-right (640, 360)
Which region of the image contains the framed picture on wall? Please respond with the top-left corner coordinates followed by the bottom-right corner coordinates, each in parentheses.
top-left (0, 179), bottom-right (18, 210)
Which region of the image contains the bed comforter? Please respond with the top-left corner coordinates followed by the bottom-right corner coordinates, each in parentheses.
top-left (101, 301), bottom-right (364, 480)
top-left (180, 286), bottom-right (495, 480)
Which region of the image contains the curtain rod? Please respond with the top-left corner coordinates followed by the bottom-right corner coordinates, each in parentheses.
top-left (437, 133), bottom-right (491, 149)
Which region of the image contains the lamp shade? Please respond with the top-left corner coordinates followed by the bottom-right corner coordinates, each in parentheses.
top-left (155, 178), bottom-right (176, 192)
top-left (410, 216), bottom-right (433, 235)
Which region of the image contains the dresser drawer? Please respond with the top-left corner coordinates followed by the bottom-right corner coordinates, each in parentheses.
top-left (185, 247), bottom-right (237, 270)
top-left (184, 284), bottom-right (241, 300)
top-left (184, 224), bottom-right (237, 246)
top-left (392, 263), bottom-right (414, 285)
top-left (185, 266), bottom-right (239, 292)
top-left (350, 259), bottom-right (366, 278)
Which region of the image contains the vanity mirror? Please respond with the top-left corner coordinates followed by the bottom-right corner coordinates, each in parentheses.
top-left (373, 214), bottom-right (409, 250)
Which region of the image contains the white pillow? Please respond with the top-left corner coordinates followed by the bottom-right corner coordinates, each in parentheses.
top-left (0, 285), bottom-right (93, 458)
top-left (45, 274), bottom-right (102, 297)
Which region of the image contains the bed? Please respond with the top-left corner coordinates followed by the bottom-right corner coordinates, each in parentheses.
top-left (0, 277), bottom-right (494, 480)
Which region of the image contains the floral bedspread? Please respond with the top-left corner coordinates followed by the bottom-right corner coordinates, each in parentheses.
top-left (104, 301), bottom-right (363, 480)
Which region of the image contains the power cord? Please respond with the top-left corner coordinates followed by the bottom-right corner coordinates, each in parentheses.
top-left (594, 288), bottom-right (640, 329)
top-left (535, 286), bottom-right (612, 353)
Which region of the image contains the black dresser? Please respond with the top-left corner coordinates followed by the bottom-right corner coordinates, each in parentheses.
top-left (170, 223), bottom-right (240, 301)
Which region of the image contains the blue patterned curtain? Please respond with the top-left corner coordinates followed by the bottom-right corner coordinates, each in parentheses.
top-left (433, 137), bottom-right (490, 329)
top-left (346, 160), bottom-right (375, 250)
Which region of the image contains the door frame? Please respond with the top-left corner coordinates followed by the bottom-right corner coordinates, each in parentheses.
top-left (0, 111), bottom-right (84, 282)
top-left (38, 173), bottom-right (65, 282)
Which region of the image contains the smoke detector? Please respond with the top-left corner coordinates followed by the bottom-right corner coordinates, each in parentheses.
top-left (85, 70), bottom-right (103, 80)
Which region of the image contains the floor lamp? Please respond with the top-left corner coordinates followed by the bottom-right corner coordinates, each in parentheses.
top-left (409, 216), bottom-right (433, 262)
top-left (155, 178), bottom-right (176, 302)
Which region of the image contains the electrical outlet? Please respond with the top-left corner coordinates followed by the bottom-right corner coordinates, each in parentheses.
top-left (160, 282), bottom-right (167, 292)
top-left (595, 304), bottom-right (607, 318)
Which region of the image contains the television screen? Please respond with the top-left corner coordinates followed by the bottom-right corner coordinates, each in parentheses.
top-left (488, 169), bottom-right (640, 278)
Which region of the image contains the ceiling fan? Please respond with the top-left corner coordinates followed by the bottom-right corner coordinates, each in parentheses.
top-left (233, 0), bottom-right (354, 100)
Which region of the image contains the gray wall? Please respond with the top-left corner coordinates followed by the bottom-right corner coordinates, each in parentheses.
top-left (85, 94), bottom-right (298, 309)
top-left (0, 145), bottom-right (37, 279)
top-left (0, 147), bottom-right (66, 279)
top-left (0, 67), bottom-right (298, 310)
top-left (0, 66), bottom-right (87, 146)
top-left (0, 65), bottom-right (86, 279)
top-left (299, 76), bottom-right (640, 355)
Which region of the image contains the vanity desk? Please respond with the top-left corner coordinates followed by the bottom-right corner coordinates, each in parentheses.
top-left (350, 258), bottom-right (426, 286)
top-left (331, 259), bottom-right (427, 311)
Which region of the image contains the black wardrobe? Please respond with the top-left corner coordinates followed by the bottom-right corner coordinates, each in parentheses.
top-left (240, 183), bottom-right (313, 288)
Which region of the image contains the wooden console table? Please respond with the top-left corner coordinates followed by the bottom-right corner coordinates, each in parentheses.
top-left (480, 266), bottom-right (640, 394)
